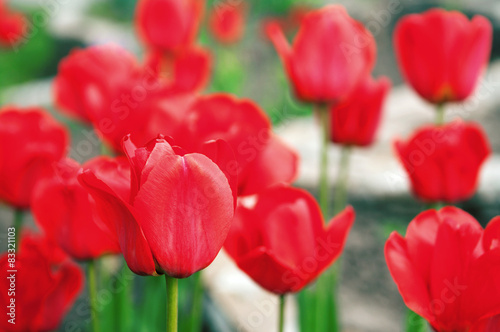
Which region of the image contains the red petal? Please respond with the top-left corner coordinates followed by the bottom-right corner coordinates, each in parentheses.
top-left (32, 158), bottom-right (121, 260)
top-left (429, 218), bottom-right (481, 330)
top-left (78, 170), bottom-right (157, 276)
top-left (201, 139), bottom-right (238, 209)
top-left (238, 133), bottom-right (299, 196)
top-left (405, 209), bottom-right (440, 283)
top-left (385, 232), bottom-right (433, 321)
top-left (133, 153), bottom-right (234, 278)
top-left (236, 247), bottom-right (298, 294)
top-left (35, 262), bottom-right (83, 330)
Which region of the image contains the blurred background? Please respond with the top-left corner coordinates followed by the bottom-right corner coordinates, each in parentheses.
top-left (1, 0), bottom-right (500, 331)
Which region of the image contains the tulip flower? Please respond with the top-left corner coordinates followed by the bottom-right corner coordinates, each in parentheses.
top-left (208, 2), bottom-right (246, 44)
top-left (144, 45), bottom-right (212, 94)
top-left (0, 107), bottom-right (68, 209)
top-left (54, 44), bottom-right (152, 124)
top-left (0, 233), bottom-right (83, 332)
top-left (177, 94), bottom-right (299, 196)
top-left (395, 120), bottom-right (490, 203)
top-left (385, 207), bottom-right (500, 332)
top-left (135, 0), bottom-right (204, 54)
top-left (32, 157), bottom-right (126, 260)
top-left (0, 0), bottom-right (26, 47)
top-left (266, 5), bottom-right (376, 104)
top-left (330, 76), bottom-right (391, 147)
top-left (394, 9), bottom-right (492, 104)
top-left (225, 185), bottom-right (355, 294)
top-left (78, 135), bottom-right (236, 277)
top-left (54, 44), bottom-right (213, 152)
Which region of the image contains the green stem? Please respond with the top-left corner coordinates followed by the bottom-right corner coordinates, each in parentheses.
top-left (88, 260), bottom-right (100, 332)
top-left (13, 209), bottom-right (23, 248)
top-left (278, 295), bottom-right (286, 332)
top-left (333, 146), bottom-right (352, 215)
top-left (435, 104), bottom-right (445, 126)
top-left (428, 202), bottom-right (445, 210)
top-left (406, 309), bottom-right (427, 332)
top-left (166, 276), bottom-right (178, 332)
top-left (189, 272), bottom-right (204, 332)
top-left (317, 104), bottom-right (331, 218)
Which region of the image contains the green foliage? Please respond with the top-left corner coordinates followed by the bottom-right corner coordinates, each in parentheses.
top-left (0, 28), bottom-right (54, 89)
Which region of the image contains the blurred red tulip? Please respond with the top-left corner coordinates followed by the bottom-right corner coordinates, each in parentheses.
top-left (54, 44), bottom-right (150, 124)
top-left (32, 157), bottom-right (127, 260)
top-left (135, 0), bottom-right (204, 53)
top-left (395, 120), bottom-right (490, 203)
top-left (177, 94), bottom-right (299, 196)
top-left (224, 186), bottom-right (355, 294)
top-left (78, 135), bottom-right (236, 277)
top-left (385, 207), bottom-right (500, 332)
top-left (266, 5), bottom-right (376, 104)
top-left (55, 44), bottom-right (213, 152)
top-left (0, 233), bottom-right (83, 332)
top-left (330, 76), bottom-right (391, 147)
top-left (0, 0), bottom-right (26, 47)
top-left (144, 45), bottom-right (211, 94)
top-left (208, 2), bottom-right (246, 44)
top-left (0, 107), bottom-right (68, 209)
top-left (394, 9), bottom-right (492, 104)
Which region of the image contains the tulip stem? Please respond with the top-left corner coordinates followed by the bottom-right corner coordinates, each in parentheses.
top-left (166, 276), bottom-right (178, 332)
top-left (333, 146), bottom-right (352, 215)
top-left (189, 272), bottom-right (204, 332)
top-left (317, 104), bottom-right (331, 218)
top-left (278, 295), bottom-right (286, 332)
top-left (13, 209), bottom-right (23, 248)
top-left (436, 104), bottom-right (445, 126)
top-left (88, 260), bottom-right (100, 332)
top-left (406, 309), bottom-right (427, 332)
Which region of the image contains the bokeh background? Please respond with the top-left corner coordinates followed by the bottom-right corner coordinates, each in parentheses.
top-left (1, 0), bottom-right (500, 331)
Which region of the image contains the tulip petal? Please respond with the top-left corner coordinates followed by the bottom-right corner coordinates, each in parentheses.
top-left (237, 247), bottom-right (299, 294)
top-left (322, 206), bottom-right (355, 269)
top-left (483, 216), bottom-right (500, 252)
top-left (201, 139), bottom-right (238, 209)
top-left (32, 159), bottom-right (121, 260)
top-left (35, 262), bottom-right (83, 331)
top-left (429, 219), bottom-right (482, 329)
top-left (239, 134), bottom-right (299, 196)
top-left (134, 153), bottom-right (233, 278)
top-left (78, 170), bottom-right (157, 276)
top-left (405, 209), bottom-right (440, 282)
top-left (461, 249), bottom-right (500, 324)
top-left (385, 232), bottom-right (433, 321)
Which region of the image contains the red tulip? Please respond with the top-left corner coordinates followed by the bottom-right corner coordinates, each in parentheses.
top-left (265, 5), bottom-right (376, 104)
top-left (54, 44), bottom-right (213, 152)
top-left (395, 120), bottom-right (490, 203)
top-left (0, 0), bottom-right (26, 47)
top-left (32, 157), bottom-right (127, 260)
top-left (144, 45), bottom-right (212, 94)
top-left (0, 107), bottom-right (68, 209)
top-left (54, 44), bottom-right (150, 123)
top-left (0, 232), bottom-right (83, 332)
top-left (224, 185), bottom-right (355, 294)
top-left (78, 135), bottom-right (236, 277)
top-left (330, 76), bottom-right (391, 147)
top-left (385, 207), bottom-right (500, 332)
top-left (394, 9), bottom-right (492, 104)
top-left (177, 94), bottom-right (299, 196)
top-left (208, 2), bottom-right (246, 44)
top-left (135, 0), bottom-right (204, 53)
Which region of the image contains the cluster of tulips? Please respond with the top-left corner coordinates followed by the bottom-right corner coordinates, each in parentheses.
top-left (0, 0), bottom-right (499, 331)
